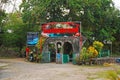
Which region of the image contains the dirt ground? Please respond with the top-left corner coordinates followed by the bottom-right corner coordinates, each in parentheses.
top-left (0, 58), bottom-right (116, 80)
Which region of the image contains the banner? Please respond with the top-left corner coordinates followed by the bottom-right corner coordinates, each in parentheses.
top-left (27, 32), bottom-right (39, 46)
top-left (42, 22), bottom-right (80, 34)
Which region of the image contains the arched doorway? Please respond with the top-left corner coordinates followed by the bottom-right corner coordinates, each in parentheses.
top-left (63, 42), bottom-right (73, 62)
top-left (48, 42), bottom-right (56, 62)
top-left (56, 42), bottom-right (62, 53)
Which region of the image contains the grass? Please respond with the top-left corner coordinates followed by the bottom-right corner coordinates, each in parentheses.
top-left (89, 64), bottom-right (120, 80)
top-left (77, 63), bottom-right (120, 80)
top-left (77, 65), bottom-right (108, 80)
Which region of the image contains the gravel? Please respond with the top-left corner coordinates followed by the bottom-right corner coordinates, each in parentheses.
top-left (0, 58), bottom-right (114, 80)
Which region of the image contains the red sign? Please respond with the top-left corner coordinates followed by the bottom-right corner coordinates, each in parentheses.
top-left (42, 22), bottom-right (80, 34)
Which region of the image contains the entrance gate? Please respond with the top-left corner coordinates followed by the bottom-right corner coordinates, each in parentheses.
top-left (41, 37), bottom-right (81, 64)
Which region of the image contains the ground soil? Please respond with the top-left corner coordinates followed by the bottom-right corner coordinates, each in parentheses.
top-left (0, 58), bottom-right (116, 80)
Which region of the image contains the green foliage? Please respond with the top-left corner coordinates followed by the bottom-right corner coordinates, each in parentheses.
top-left (1, 13), bottom-right (33, 54)
top-left (3, 13), bottom-right (24, 47)
top-left (93, 41), bottom-right (104, 52)
top-left (37, 53), bottom-right (42, 60)
top-left (35, 36), bottom-right (46, 51)
top-left (77, 41), bottom-right (103, 64)
top-left (80, 47), bottom-right (89, 61)
top-left (99, 70), bottom-right (120, 80)
top-left (20, 0), bottom-right (68, 22)
top-left (96, 64), bottom-right (120, 80)
top-left (0, 9), bottom-right (6, 39)
top-left (105, 70), bottom-right (118, 80)
top-left (1, 0), bottom-right (119, 55)
top-left (20, 0), bottom-right (120, 43)
top-left (0, 10), bottom-right (6, 25)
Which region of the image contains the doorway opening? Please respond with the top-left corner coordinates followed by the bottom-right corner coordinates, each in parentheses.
top-left (48, 42), bottom-right (56, 62)
top-left (57, 42), bottom-right (62, 53)
top-left (63, 42), bottom-right (73, 62)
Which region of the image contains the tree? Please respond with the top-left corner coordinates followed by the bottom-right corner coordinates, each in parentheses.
top-left (2, 12), bottom-right (32, 53)
top-left (0, 0), bottom-right (9, 46)
top-left (112, 10), bottom-right (120, 54)
top-left (20, 0), bottom-right (120, 54)
top-left (20, 0), bottom-right (119, 40)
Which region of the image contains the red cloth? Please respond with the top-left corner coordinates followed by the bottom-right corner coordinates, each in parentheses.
top-left (26, 47), bottom-right (30, 59)
top-left (26, 47), bottom-right (30, 53)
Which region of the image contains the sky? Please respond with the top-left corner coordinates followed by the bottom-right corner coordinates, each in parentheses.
top-left (113, 0), bottom-right (120, 9)
top-left (2, 0), bottom-right (120, 13)
top-left (2, 0), bottom-right (22, 13)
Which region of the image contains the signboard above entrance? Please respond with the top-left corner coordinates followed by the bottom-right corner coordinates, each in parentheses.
top-left (42, 22), bottom-right (80, 34)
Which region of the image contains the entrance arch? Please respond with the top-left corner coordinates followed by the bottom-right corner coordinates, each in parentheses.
top-left (56, 42), bottom-right (62, 53)
top-left (48, 42), bottom-right (56, 62)
top-left (63, 42), bottom-right (73, 62)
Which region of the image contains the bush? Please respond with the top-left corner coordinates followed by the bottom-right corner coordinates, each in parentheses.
top-left (93, 41), bottom-right (104, 52)
top-left (77, 41), bottom-right (104, 64)
top-left (0, 47), bottom-right (19, 58)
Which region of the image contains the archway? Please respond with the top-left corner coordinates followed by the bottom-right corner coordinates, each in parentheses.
top-left (63, 42), bottom-right (73, 62)
top-left (56, 42), bottom-right (62, 53)
top-left (48, 42), bottom-right (56, 62)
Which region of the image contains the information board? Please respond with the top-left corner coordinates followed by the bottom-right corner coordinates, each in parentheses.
top-left (27, 32), bottom-right (39, 46)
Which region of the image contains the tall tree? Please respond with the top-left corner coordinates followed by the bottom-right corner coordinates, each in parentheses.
top-left (3, 12), bottom-right (32, 53)
top-left (20, 0), bottom-right (120, 42)
top-left (0, 0), bottom-right (8, 32)
top-left (0, 0), bottom-right (9, 46)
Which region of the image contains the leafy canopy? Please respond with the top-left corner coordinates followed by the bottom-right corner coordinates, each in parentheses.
top-left (20, 0), bottom-right (120, 42)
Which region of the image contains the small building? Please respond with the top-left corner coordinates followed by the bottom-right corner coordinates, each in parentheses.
top-left (40, 22), bottom-right (86, 64)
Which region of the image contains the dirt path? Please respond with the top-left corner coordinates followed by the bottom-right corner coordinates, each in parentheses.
top-left (0, 58), bottom-right (114, 80)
